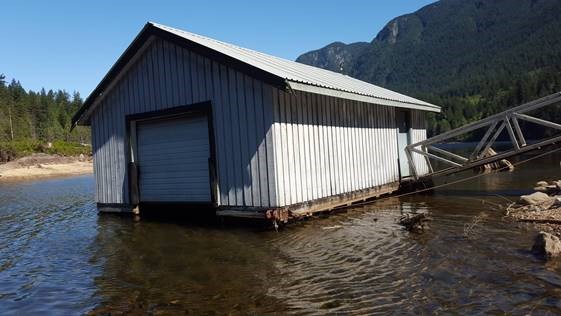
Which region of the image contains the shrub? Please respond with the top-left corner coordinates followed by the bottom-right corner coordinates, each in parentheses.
top-left (47, 140), bottom-right (92, 156)
top-left (0, 139), bottom-right (92, 162)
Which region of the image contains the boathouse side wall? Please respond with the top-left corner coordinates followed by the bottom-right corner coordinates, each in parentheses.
top-left (269, 90), bottom-right (430, 207)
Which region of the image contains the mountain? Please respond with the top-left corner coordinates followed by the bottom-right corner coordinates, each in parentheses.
top-left (297, 0), bottom-right (561, 136)
top-left (296, 42), bottom-right (369, 75)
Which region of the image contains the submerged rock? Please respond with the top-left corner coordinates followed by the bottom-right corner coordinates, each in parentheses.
top-left (536, 181), bottom-right (549, 187)
top-left (520, 192), bottom-right (552, 206)
top-left (534, 185), bottom-right (559, 195)
top-left (534, 180), bottom-right (561, 195)
top-left (532, 231), bottom-right (561, 259)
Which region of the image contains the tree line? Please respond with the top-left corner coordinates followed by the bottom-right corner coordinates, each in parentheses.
top-left (419, 64), bottom-right (561, 140)
top-left (0, 73), bottom-right (89, 143)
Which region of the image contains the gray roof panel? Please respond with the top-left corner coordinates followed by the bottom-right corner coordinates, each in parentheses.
top-left (151, 22), bottom-right (440, 111)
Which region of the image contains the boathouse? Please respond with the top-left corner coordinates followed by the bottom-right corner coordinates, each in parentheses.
top-left (72, 22), bottom-right (440, 219)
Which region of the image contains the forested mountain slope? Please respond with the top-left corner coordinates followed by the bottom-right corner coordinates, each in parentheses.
top-left (297, 0), bottom-right (561, 136)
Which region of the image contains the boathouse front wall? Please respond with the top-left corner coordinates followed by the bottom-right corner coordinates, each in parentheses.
top-left (91, 37), bottom-right (278, 208)
top-left (89, 36), bottom-right (431, 211)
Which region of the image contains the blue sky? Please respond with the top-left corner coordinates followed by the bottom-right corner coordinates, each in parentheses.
top-left (1, 0), bottom-right (435, 97)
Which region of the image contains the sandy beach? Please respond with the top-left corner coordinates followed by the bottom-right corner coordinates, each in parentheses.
top-left (0, 153), bottom-right (93, 181)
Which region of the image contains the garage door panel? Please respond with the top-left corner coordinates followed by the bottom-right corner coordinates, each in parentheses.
top-left (138, 147), bottom-right (209, 159)
top-left (138, 142), bottom-right (208, 153)
top-left (137, 137), bottom-right (210, 148)
top-left (140, 195), bottom-right (210, 202)
top-left (137, 117), bottom-right (207, 132)
top-left (140, 159), bottom-right (209, 169)
top-left (139, 153), bottom-right (210, 165)
top-left (138, 177), bottom-right (209, 186)
top-left (139, 186), bottom-right (210, 194)
top-left (140, 166), bottom-right (210, 175)
top-left (136, 114), bottom-right (212, 203)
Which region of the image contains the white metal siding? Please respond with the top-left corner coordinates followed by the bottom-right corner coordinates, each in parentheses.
top-left (91, 38), bottom-right (276, 207)
top-left (271, 89), bottom-right (400, 207)
top-left (136, 115), bottom-right (211, 202)
top-left (410, 110), bottom-right (430, 176)
top-left (396, 110), bottom-right (411, 178)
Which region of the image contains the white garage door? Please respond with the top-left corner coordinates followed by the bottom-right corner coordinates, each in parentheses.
top-left (136, 115), bottom-right (211, 203)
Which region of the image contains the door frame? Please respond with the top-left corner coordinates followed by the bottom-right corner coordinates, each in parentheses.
top-left (395, 109), bottom-right (412, 179)
top-left (125, 101), bottom-right (219, 207)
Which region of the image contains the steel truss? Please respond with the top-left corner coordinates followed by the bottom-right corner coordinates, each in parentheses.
top-left (406, 92), bottom-right (561, 179)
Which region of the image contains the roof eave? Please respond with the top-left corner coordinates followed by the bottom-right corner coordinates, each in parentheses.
top-left (287, 81), bottom-right (441, 113)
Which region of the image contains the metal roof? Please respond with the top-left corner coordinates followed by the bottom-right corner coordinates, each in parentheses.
top-left (152, 23), bottom-right (440, 112)
top-left (73, 22), bottom-right (439, 127)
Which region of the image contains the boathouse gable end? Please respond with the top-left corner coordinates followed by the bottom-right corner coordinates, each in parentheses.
top-left (76, 22), bottom-right (439, 215)
top-left (90, 37), bottom-right (278, 209)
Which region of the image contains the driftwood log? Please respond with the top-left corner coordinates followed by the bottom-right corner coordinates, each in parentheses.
top-left (477, 148), bottom-right (514, 172)
top-left (399, 213), bottom-right (431, 233)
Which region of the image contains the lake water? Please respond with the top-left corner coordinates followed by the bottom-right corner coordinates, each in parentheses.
top-left (1, 151), bottom-right (561, 314)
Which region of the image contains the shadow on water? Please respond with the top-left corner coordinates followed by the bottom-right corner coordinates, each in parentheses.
top-left (136, 203), bottom-right (220, 228)
top-left (2, 150), bottom-right (561, 314)
top-left (90, 214), bottom-right (286, 314)
top-left (137, 203), bottom-right (274, 231)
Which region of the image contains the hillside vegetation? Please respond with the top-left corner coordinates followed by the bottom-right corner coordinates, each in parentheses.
top-left (0, 74), bottom-right (90, 161)
top-left (297, 0), bottom-right (561, 137)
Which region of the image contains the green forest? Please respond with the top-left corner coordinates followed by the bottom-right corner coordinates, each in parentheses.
top-left (419, 64), bottom-right (561, 139)
top-left (0, 73), bottom-right (91, 160)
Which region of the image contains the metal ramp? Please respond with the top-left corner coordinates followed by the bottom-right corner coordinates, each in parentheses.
top-left (406, 92), bottom-right (561, 179)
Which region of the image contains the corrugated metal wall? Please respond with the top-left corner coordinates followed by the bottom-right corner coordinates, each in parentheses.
top-left (410, 110), bottom-right (430, 176)
top-left (90, 37), bottom-right (431, 209)
top-left (91, 37), bottom-right (277, 207)
top-left (270, 90), bottom-right (401, 207)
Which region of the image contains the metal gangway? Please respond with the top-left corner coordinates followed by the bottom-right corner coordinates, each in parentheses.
top-left (406, 92), bottom-right (561, 179)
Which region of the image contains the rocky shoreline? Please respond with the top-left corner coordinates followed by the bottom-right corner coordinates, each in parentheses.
top-left (506, 180), bottom-right (561, 259)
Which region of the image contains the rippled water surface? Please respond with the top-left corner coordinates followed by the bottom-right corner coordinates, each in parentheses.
top-left (2, 152), bottom-right (561, 314)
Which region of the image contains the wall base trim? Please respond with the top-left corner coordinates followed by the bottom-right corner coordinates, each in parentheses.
top-left (217, 182), bottom-right (402, 222)
top-left (97, 203), bottom-right (135, 213)
top-left (288, 182), bottom-right (400, 218)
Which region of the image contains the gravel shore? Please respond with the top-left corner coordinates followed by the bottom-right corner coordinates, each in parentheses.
top-left (0, 153), bottom-right (92, 181)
